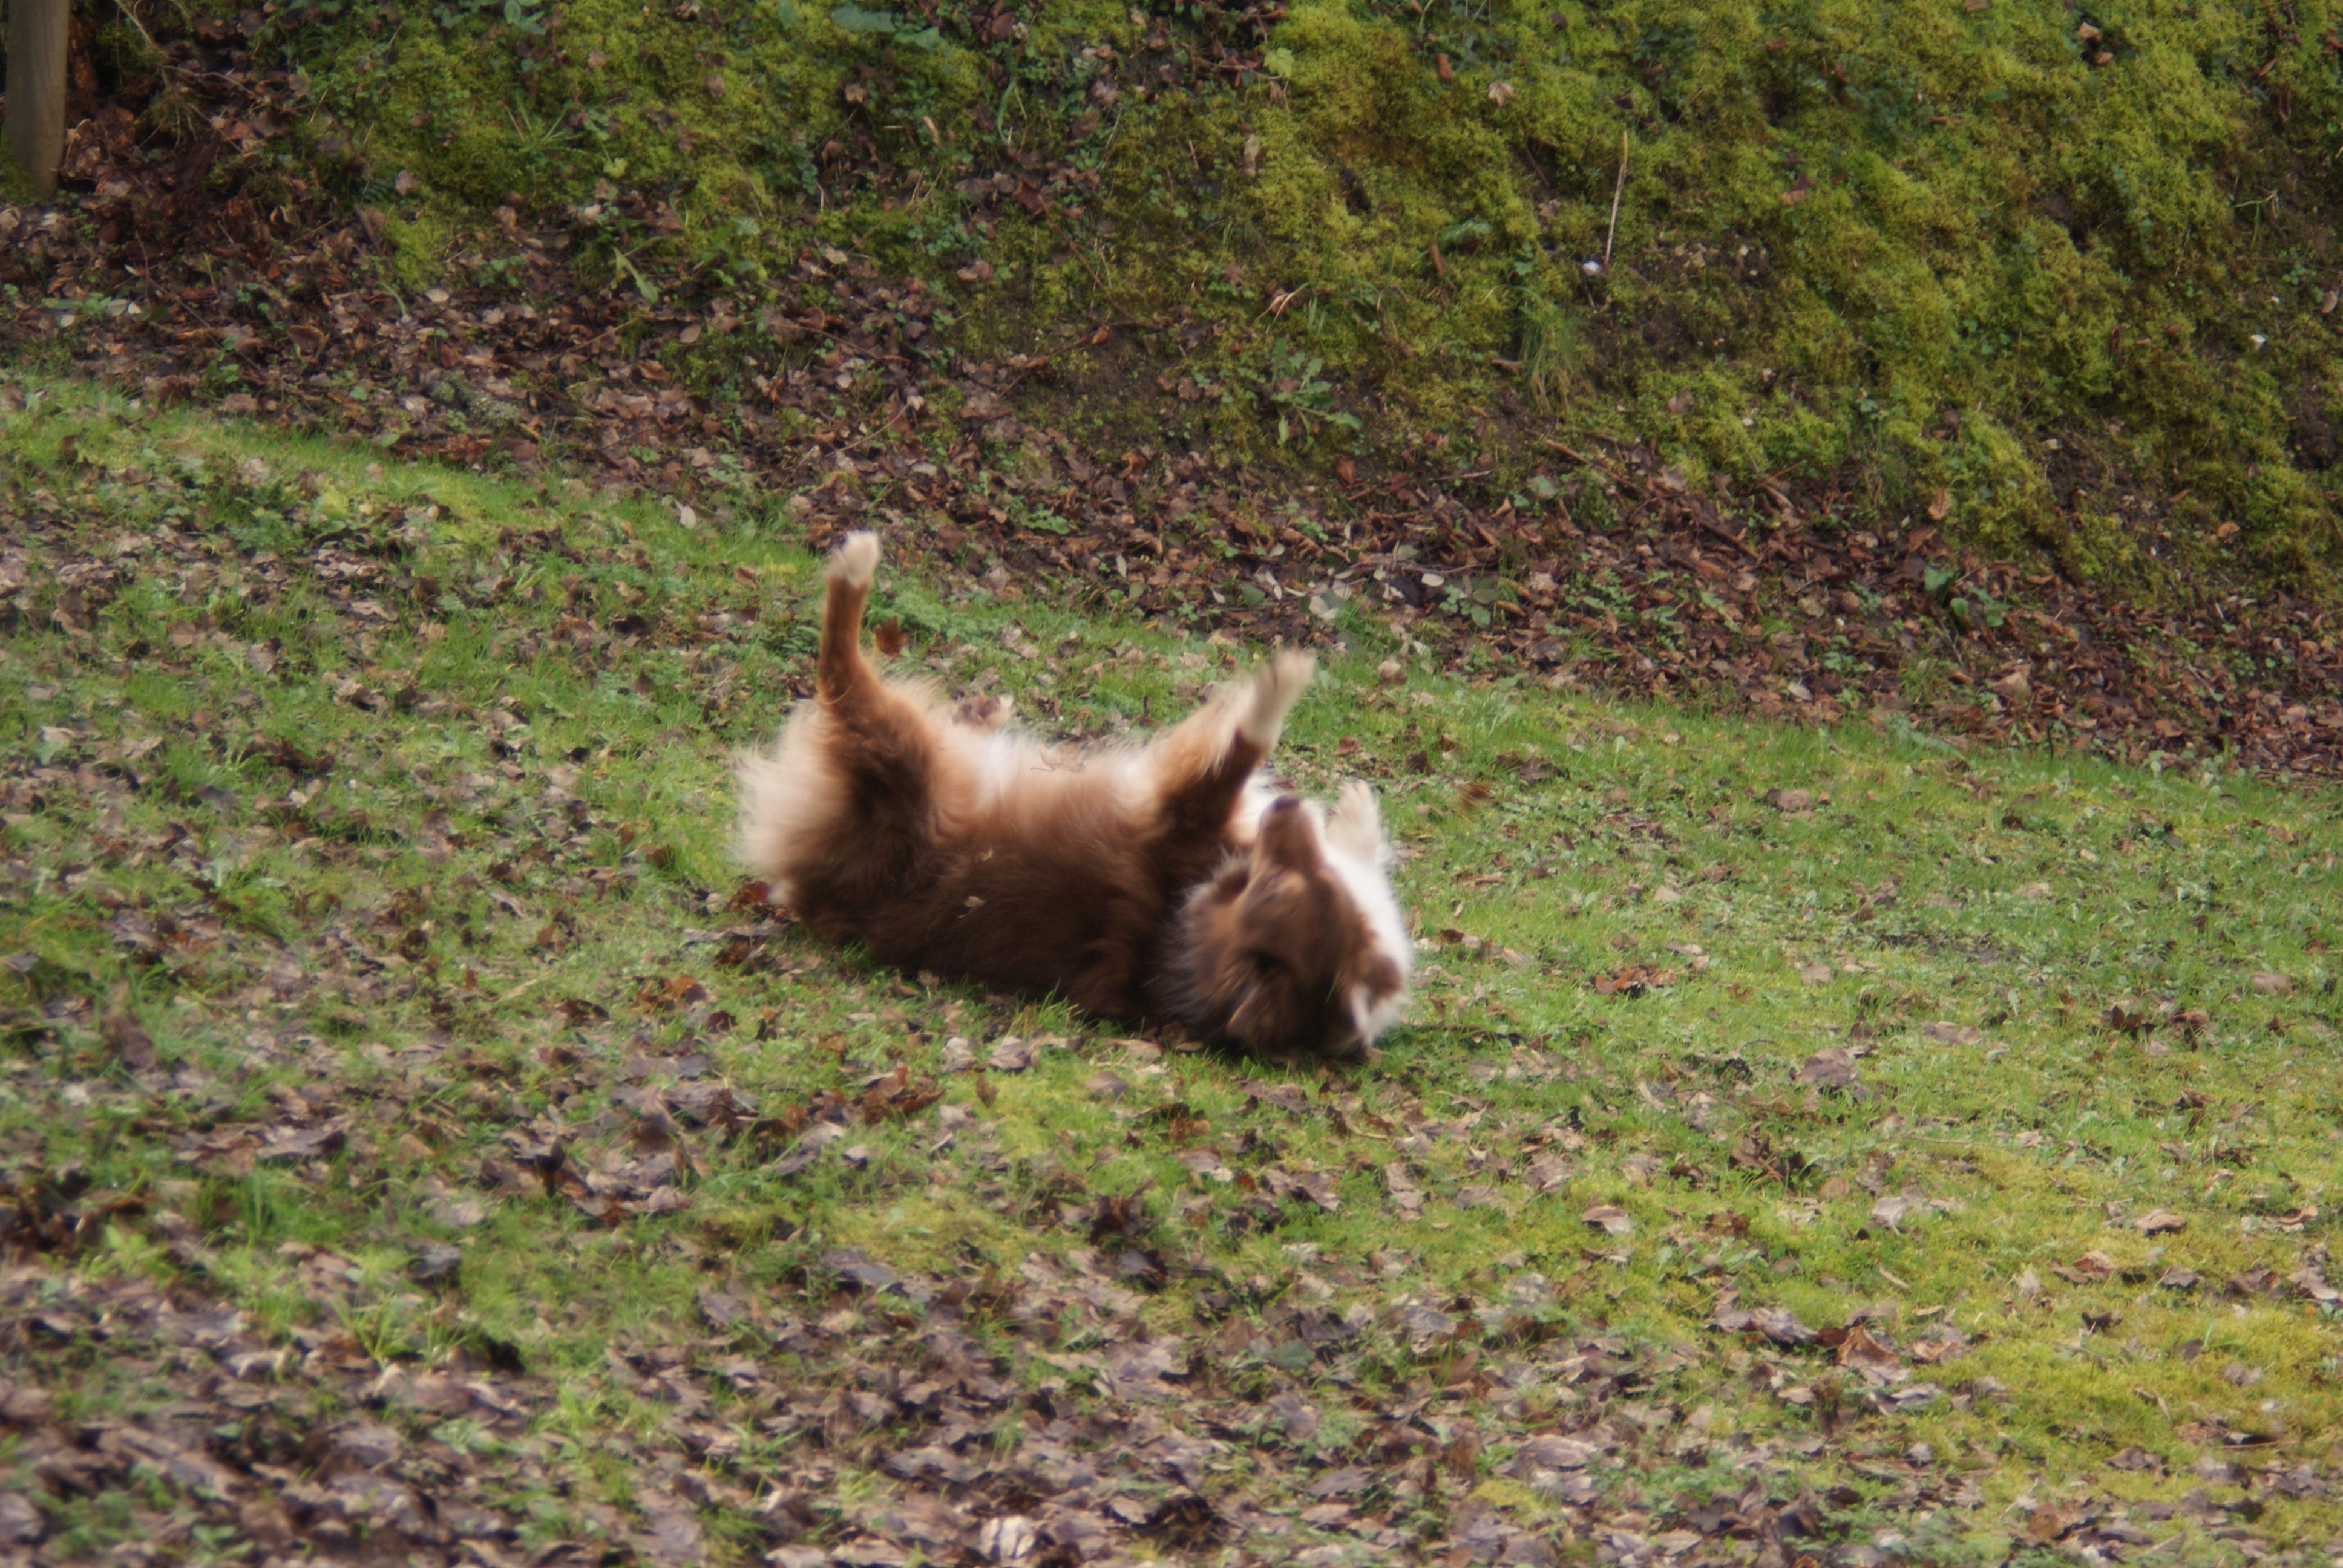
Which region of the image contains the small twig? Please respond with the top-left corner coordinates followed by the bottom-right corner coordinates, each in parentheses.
top-left (1542, 437), bottom-right (1635, 488)
top-left (1602, 129), bottom-right (1631, 273)
top-left (1697, 512), bottom-right (1765, 559)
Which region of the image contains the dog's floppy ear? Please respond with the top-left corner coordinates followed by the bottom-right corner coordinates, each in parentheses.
top-left (1326, 780), bottom-right (1386, 863)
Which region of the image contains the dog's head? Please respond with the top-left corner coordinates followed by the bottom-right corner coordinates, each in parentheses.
top-left (1170, 785), bottom-right (1411, 1054)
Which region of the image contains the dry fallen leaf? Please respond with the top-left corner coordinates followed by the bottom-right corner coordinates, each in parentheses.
top-left (1581, 1204), bottom-right (1635, 1236)
top-left (1796, 1048), bottom-right (1858, 1086)
top-left (105, 1008), bottom-right (157, 1071)
top-left (1384, 1162), bottom-right (1426, 1219)
top-left (2136, 1209), bottom-right (2186, 1235)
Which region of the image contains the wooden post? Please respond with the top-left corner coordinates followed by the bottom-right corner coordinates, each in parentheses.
top-left (5, 0), bottom-right (71, 200)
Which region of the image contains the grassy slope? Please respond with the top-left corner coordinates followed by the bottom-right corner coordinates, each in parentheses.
top-left (3, 375), bottom-right (2343, 1561)
top-left (244, 0), bottom-right (2343, 593)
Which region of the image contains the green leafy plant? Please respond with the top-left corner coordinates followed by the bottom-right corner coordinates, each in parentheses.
top-left (1238, 338), bottom-right (1360, 449)
top-left (829, 4), bottom-right (941, 51)
top-left (1922, 562), bottom-right (2007, 631)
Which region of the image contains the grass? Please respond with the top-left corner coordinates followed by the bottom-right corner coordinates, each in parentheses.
top-left (2, 371), bottom-right (2342, 1562)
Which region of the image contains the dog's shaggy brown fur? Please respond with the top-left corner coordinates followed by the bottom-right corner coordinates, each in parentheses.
top-left (735, 532), bottom-right (1410, 1053)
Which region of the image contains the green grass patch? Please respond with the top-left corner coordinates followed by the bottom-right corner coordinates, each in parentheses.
top-left (2, 375), bottom-right (2341, 1560)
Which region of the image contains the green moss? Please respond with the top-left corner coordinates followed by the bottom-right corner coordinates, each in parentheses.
top-left (259, 0), bottom-right (2343, 596)
top-left (376, 203), bottom-right (460, 293)
top-left (0, 149), bottom-right (42, 206)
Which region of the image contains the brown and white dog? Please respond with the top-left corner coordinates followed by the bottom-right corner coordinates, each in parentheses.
top-left (735, 532), bottom-right (1410, 1054)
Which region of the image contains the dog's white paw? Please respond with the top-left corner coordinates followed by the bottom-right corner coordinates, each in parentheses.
top-left (951, 694), bottom-right (1016, 730)
top-left (830, 531), bottom-right (881, 588)
top-left (1239, 650), bottom-right (1316, 748)
top-left (1327, 780), bottom-right (1387, 863)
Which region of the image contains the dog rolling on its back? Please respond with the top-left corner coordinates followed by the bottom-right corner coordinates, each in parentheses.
top-left (735, 532), bottom-right (1409, 1054)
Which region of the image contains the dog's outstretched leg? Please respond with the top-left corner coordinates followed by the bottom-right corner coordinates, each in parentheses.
top-left (818, 531), bottom-right (885, 706)
top-left (1152, 650), bottom-right (1314, 838)
top-left (811, 532), bottom-right (939, 841)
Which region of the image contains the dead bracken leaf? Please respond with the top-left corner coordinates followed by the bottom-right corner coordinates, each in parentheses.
top-left (105, 1009), bottom-right (157, 1071)
top-left (1593, 964), bottom-right (1673, 996)
top-left (1714, 1300), bottom-right (1817, 1344)
top-left (1795, 1048), bottom-right (1858, 1088)
top-left (1836, 1324), bottom-right (1901, 1371)
top-left (1384, 1162), bottom-right (1426, 1220)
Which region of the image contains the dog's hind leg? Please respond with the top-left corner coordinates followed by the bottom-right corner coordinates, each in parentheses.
top-left (813, 532), bottom-right (940, 840)
top-left (1149, 650), bottom-right (1314, 840)
top-left (818, 531), bottom-right (886, 707)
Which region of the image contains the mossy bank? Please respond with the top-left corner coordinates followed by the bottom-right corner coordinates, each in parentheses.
top-left (204, 0), bottom-right (2343, 593)
top-left (9, 0), bottom-right (2340, 606)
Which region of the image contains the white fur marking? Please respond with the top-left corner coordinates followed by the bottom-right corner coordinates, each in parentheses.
top-left (1319, 786), bottom-right (1411, 1043)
